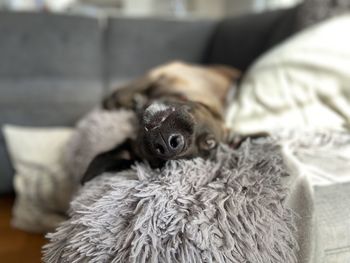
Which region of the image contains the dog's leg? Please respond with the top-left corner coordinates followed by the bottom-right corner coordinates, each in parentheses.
top-left (81, 140), bottom-right (139, 184)
top-left (103, 77), bottom-right (150, 110)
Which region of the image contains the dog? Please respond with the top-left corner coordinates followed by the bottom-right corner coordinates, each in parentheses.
top-left (81, 61), bottom-right (241, 184)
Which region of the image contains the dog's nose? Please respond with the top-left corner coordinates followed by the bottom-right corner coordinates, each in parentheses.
top-left (141, 102), bottom-right (194, 159)
top-left (153, 133), bottom-right (185, 158)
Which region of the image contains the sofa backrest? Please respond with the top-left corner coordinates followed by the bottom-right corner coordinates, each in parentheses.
top-left (0, 8), bottom-right (300, 194)
top-left (0, 12), bottom-right (104, 126)
top-left (0, 12), bottom-right (104, 193)
top-left (0, 13), bottom-right (218, 193)
top-left (104, 16), bottom-right (217, 91)
top-left (205, 7), bottom-right (299, 71)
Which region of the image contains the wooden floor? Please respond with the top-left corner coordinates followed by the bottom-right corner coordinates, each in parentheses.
top-left (0, 195), bottom-right (46, 263)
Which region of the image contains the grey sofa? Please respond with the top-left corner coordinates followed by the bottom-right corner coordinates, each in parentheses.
top-left (0, 7), bottom-right (300, 194)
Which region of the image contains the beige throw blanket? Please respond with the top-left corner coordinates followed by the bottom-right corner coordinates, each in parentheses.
top-left (226, 15), bottom-right (350, 263)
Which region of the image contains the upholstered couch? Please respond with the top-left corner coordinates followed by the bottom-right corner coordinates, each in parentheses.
top-left (0, 7), bottom-right (302, 195)
top-left (0, 5), bottom-right (315, 262)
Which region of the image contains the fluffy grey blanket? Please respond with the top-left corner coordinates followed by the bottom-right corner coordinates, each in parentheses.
top-left (43, 137), bottom-right (297, 262)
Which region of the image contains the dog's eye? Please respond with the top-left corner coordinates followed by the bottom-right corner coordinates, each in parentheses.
top-left (178, 94), bottom-right (188, 101)
top-left (170, 92), bottom-right (188, 101)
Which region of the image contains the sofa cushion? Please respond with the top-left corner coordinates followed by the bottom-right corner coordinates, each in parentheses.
top-left (225, 15), bottom-right (350, 134)
top-left (2, 125), bottom-right (74, 232)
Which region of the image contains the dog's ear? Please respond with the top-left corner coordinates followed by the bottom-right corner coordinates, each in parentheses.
top-left (204, 65), bottom-right (241, 106)
top-left (81, 140), bottom-right (135, 184)
top-left (207, 65), bottom-right (241, 82)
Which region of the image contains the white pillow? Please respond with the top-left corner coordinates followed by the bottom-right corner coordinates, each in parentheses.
top-left (226, 14), bottom-right (350, 135)
top-left (3, 125), bottom-right (75, 233)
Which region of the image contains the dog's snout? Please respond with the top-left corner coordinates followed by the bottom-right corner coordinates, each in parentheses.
top-left (140, 102), bottom-right (194, 160)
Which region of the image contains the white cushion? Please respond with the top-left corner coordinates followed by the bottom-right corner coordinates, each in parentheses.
top-left (3, 125), bottom-right (74, 232)
top-left (226, 14), bottom-right (350, 135)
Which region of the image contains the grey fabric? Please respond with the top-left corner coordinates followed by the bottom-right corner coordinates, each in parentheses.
top-left (0, 12), bottom-right (102, 79)
top-left (43, 141), bottom-right (297, 263)
top-left (0, 80), bottom-right (102, 126)
top-left (0, 12), bottom-right (104, 193)
top-left (205, 2), bottom-right (350, 72)
top-left (205, 7), bottom-right (300, 71)
top-left (105, 17), bottom-right (217, 89)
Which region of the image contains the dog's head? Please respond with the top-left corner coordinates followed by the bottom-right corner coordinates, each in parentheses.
top-left (137, 98), bottom-right (222, 162)
top-left (130, 62), bottom-right (240, 162)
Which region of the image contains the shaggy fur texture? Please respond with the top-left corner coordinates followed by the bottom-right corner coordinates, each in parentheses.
top-left (63, 109), bottom-right (137, 182)
top-left (43, 139), bottom-right (297, 263)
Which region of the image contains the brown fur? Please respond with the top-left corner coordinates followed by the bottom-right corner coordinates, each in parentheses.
top-left (103, 61), bottom-right (240, 116)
